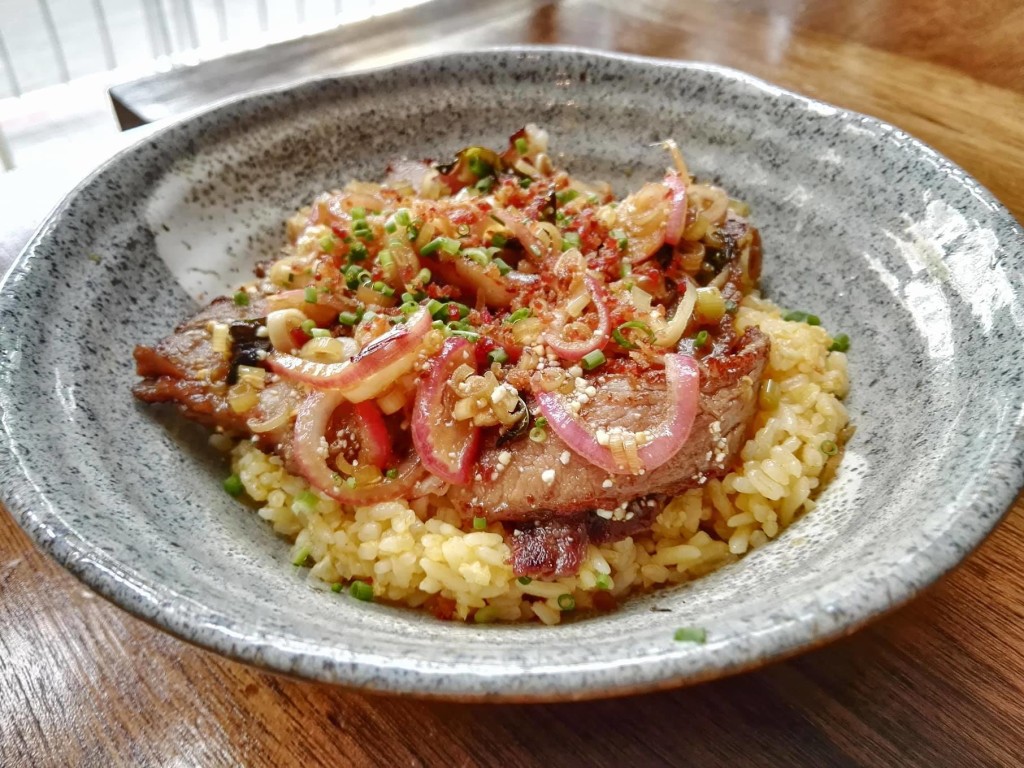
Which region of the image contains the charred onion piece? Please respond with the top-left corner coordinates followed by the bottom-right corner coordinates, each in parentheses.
top-left (436, 146), bottom-right (503, 193)
top-left (412, 337), bottom-right (483, 485)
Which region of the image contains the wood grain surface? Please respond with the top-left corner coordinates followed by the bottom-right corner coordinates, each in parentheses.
top-left (4, 1), bottom-right (1024, 765)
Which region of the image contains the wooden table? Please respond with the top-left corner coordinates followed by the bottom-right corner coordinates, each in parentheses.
top-left (4, 1), bottom-right (1024, 764)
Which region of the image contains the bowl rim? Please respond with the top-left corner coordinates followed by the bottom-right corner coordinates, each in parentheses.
top-left (2, 45), bottom-right (1023, 702)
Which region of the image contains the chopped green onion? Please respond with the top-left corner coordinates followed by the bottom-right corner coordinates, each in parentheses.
top-left (493, 257), bottom-right (513, 276)
top-left (338, 310), bottom-right (359, 326)
top-left (561, 231), bottom-right (581, 251)
top-left (620, 261), bottom-right (633, 278)
top-left (300, 319), bottom-right (316, 335)
top-left (432, 319), bottom-right (446, 331)
top-left (304, 286), bottom-right (318, 303)
top-left (416, 267), bottom-right (432, 285)
top-left (556, 189), bottom-right (579, 205)
top-left (806, 314), bottom-right (821, 326)
top-left (310, 328), bottom-right (331, 338)
top-left (394, 209), bottom-right (411, 227)
top-left (581, 350), bottom-right (606, 370)
top-left (829, 333), bottom-right (850, 353)
top-left (613, 320), bottom-right (654, 350)
top-left (385, 468), bottom-right (398, 480)
top-left (472, 516), bottom-right (487, 530)
top-left (519, 177), bottom-right (532, 189)
top-left (821, 440), bottom-right (839, 456)
top-left (595, 573), bottom-right (612, 590)
top-left (372, 281), bottom-right (395, 297)
top-left (223, 474), bottom-right (244, 497)
top-left (347, 243), bottom-right (368, 263)
top-left (474, 605), bottom-right (499, 624)
top-left (517, 576), bottom-right (533, 585)
top-left (475, 176), bottom-right (494, 192)
top-left (534, 416), bottom-right (548, 428)
top-left (463, 247), bottom-right (491, 266)
top-left (384, 219), bottom-right (397, 233)
top-left (783, 310), bottom-right (807, 322)
top-left (420, 236), bottom-right (461, 256)
top-left (557, 593), bottom-right (576, 611)
top-left (693, 330), bottom-right (710, 349)
top-left (291, 546), bottom-right (311, 567)
top-left (529, 427), bottom-right (547, 443)
top-left (427, 299), bottom-right (445, 319)
top-left (378, 249), bottom-right (394, 268)
top-left (490, 232), bottom-right (508, 247)
top-left (449, 329), bottom-right (481, 342)
top-left (349, 580), bottom-right (374, 602)
top-left (296, 490), bottom-right (319, 510)
top-left (401, 292), bottom-right (416, 304)
top-left (233, 291), bottom-right (250, 307)
top-left (319, 234), bottom-right (336, 252)
top-left (450, 302), bottom-right (471, 319)
top-left (610, 229), bottom-right (629, 251)
top-left (515, 137), bottom-right (529, 155)
top-left (406, 224), bottom-right (420, 241)
top-left (331, 582), bottom-right (344, 593)
top-left (350, 206), bottom-right (366, 220)
top-left (468, 153), bottom-right (493, 178)
top-left (506, 307), bottom-right (532, 324)
top-left (488, 348), bottom-right (509, 365)
top-left (673, 627), bottom-right (707, 643)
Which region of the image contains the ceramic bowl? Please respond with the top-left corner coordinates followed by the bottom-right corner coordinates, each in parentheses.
top-left (2, 48), bottom-right (1023, 701)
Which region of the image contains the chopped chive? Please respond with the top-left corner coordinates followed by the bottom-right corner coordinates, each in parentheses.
top-left (304, 286), bottom-right (318, 303)
top-left (534, 416), bottom-right (547, 428)
top-left (472, 516), bottom-right (487, 530)
top-left (223, 474), bottom-right (244, 497)
top-left (401, 292), bottom-right (416, 304)
top-left (319, 234), bottom-right (336, 252)
top-left (673, 627), bottom-right (707, 643)
top-left (506, 307), bottom-right (532, 324)
top-left (557, 593), bottom-right (576, 611)
top-left (515, 137), bottom-right (529, 155)
top-left (613, 320), bottom-right (655, 349)
top-left (420, 236), bottom-right (460, 256)
top-left (620, 261), bottom-right (633, 278)
top-left (350, 206), bottom-right (366, 220)
top-left (693, 330), bottom-right (710, 349)
top-left (300, 319), bottom-right (316, 335)
top-left (581, 350), bottom-right (606, 370)
top-left (561, 231), bottom-right (581, 251)
top-left (595, 573), bottom-right (612, 590)
top-left (338, 311), bottom-right (359, 326)
top-left (296, 490), bottom-right (319, 509)
top-left (349, 580), bottom-right (374, 602)
top-left (372, 281), bottom-right (395, 297)
top-left (233, 291), bottom-right (250, 306)
top-left (488, 348), bottom-right (509, 365)
top-left (829, 333), bottom-right (850, 353)
top-left (385, 468), bottom-right (398, 480)
top-left (821, 439), bottom-right (839, 456)
top-left (493, 257), bottom-right (513, 276)
top-left (331, 582), bottom-right (344, 593)
top-left (416, 267), bottom-right (432, 285)
top-left (519, 177), bottom-right (532, 189)
top-left (432, 319), bottom-right (446, 330)
top-left (463, 247), bottom-right (491, 266)
top-left (394, 209), bottom-right (411, 227)
top-left (347, 243), bottom-right (368, 262)
top-left (291, 546), bottom-right (312, 567)
top-left (783, 310), bottom-right (808, 322)
top-left (556, 189), bottom-right (579, 205)
top-left (384, 219), bottom-right (397, 233)
top-left (529, 427), bottom-right (547, 443)
top-left (310, 328), bottom-right (331, 338)
top-left (517, 576), bottom-right (533, 585)
top-left (427, 299), bottom-right (445, 319)
top-left (490, 232), bottom-right (507, 247)
top-left (806, 314), bottom-right (821, 326)
top-left (378, 249), bottom-right (394, 268)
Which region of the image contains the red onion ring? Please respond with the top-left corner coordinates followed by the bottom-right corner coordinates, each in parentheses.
top-left (266, 308), bottom-right (431, 401)
top-left (537, 354), bottom-right (700, 475)
top-left (411, 337), bottom-right (482, 484)
top-left (664, 172), bottom-right (688, 246)
top-left (543, 275), bottom-right (611, 361)
top-left (292, 390), bottom-right (422, 504)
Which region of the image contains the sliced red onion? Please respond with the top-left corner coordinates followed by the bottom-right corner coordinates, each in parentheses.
top-left (537, 354), bottom-right (699, 475)
top-left (266, 288), bottom-right (346, 325)
top-left (411, 337), bottom-right (481, 484)
top-left (292, 390), bottom-right (422, 504)
top-left (493, 207), bottom-right (546, 259)
top-left (543, 276), bottom-right (611, 361)
top-left (664, 172), bottom-right (688, 246)
top-left (266, 308), bottom-right (431, 401)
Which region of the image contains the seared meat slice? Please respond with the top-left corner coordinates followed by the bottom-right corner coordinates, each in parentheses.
top-left (507, 518), bottom-right (589, 578)
top-left (448, 328), bottom-right (769, 522)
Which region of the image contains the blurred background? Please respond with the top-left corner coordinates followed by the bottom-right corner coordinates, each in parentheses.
top-left (0, 0), bottom-right (430, 169)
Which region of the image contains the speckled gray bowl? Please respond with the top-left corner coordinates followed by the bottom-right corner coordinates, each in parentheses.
top-left (2, 48), bottom-right (1023, 701)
